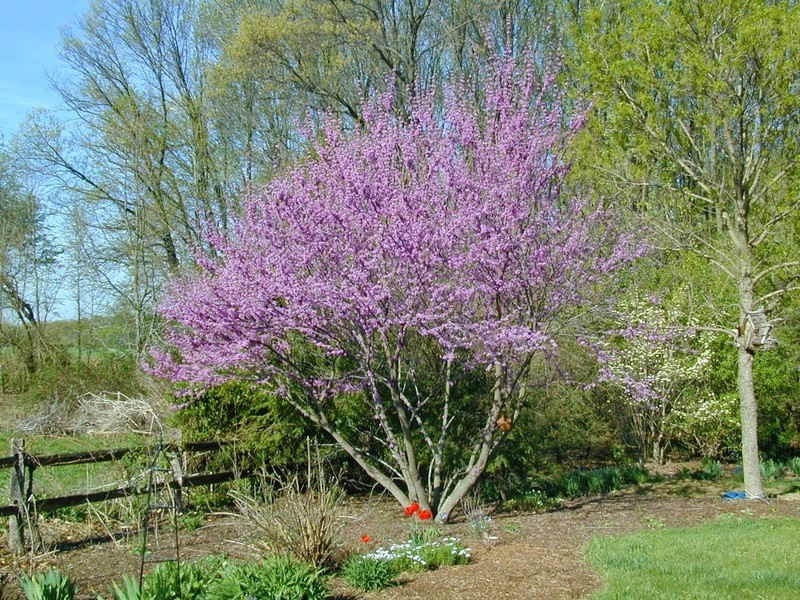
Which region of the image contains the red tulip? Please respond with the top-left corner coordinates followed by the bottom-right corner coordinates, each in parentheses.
top-left (417, 509), bottom-right (433, 520)
top-left (360, 534), bottom-right (372, 543)
top-left (404, 501), bottom-right (420, 516)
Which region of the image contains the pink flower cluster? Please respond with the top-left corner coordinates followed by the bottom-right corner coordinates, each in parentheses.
top-left (150, 54), bottom-right (639, 397)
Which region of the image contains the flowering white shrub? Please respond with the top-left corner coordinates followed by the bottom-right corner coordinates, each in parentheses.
top-left (670, 391), bottom-right (740, 458)
top-left (591, 292), bottom-right (714, 464)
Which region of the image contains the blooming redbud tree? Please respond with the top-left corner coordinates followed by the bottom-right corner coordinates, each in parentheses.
top-left (592, 293), bottom-right (713, 465)
top-left (150, 54), bottom-right (640, 521)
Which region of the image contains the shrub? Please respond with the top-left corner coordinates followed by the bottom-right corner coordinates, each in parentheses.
top-left (341, 556), bottom-right (397, 591)
top-left (787, 457), bottom-right (800, 477)
top-left (170, 381), bottom-right (319, 472)
top-left (671, 391), bottom-right (741, 460)
top-left (19, 570), bottom-right (75, 600)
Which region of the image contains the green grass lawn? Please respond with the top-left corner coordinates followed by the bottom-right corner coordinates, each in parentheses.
top-left (588, 516), bottom-right (800, 599)
top-left (1, 431), bottom-right (148, 498)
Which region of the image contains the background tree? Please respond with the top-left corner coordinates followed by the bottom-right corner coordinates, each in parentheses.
top-left (19, 0), bottom-right (237, 357)
top-left (573, 0), bottom-right (800, 498)
top-left (152, 54), bottom-right (640, 520)
top-left (214, 0), bottom-right (570, 126)
top-left (0, 147), bottom-right (61, 386)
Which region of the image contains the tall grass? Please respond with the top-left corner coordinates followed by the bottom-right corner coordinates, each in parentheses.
top-left (588, 517), bottom-right (800, 599)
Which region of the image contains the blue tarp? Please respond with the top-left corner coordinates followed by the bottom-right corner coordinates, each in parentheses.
top-left (722, 490), bottom-right (747, 500)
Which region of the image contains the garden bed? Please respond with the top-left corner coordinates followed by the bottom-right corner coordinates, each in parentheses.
top-left (2, 478), bottom-right (799, 599)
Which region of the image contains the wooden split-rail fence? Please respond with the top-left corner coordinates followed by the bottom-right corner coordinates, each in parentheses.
top-left (2, 438), bottom-right (252, 554)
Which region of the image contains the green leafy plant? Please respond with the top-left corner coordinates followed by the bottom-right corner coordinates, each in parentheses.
top-left (407, 526), bottom-right (442, 546)
top-left (105, 575), bottom-right (141, 600)
top-left (692, 459), bottom-right (723, 481)
top-left (341, 555), bottom-right (397, 591)
top-left (149, 556), bottom-right (227, 600)
top-left (415, 537), bottom-right (472, 569)
top-left (180, 512), bottom-right (206, 533)
top-left (503, 489), bottom-right (562, 512)
top-left (363, 534), bottom-right (471, 574)
top-left (206, 557), bottom-right (327, 600)
top-left (564, 477), bottom-right (582, 497)
top-left (19, 570), bottom-right (76, 600)
top-left (587, 470), bottom-right (607, 494)
top-left (102, 556), bottom-right (229, 600)
top-left (621, 465), bottom-right (652, 485)
top-left (760, 459), bottom-right (785, 480)
top-left (541, 465), bottom-right (652, 500)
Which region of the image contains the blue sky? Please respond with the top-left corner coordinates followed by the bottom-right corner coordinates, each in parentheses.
top-left (0, 0), bottom-right (91, 139)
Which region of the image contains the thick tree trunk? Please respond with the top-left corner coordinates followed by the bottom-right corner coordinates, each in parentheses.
top-left (435, 362), bottom-right (505, 522)
top-left (736, 343), bottom-right (764, 499)
top-left (735, 247), bottom-right (765, 499)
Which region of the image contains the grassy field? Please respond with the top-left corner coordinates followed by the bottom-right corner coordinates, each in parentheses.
top-left (588, 516), bottom-right (800, 599)
top-left (0, 430), bottom-right (148, 499)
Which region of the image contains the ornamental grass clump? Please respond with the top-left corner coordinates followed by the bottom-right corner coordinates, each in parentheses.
top-left (460, 493), bottom-right (496, 543)
top-left (231, 447), bottom-right (346, 569)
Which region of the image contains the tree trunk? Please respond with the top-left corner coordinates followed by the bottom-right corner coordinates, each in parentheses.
top-left (735, 246), bottom-right (765, 499)
top-left (736, 343), bottom-right (764, 499)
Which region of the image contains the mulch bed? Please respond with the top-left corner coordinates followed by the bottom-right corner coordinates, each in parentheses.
top-left (2, 479), bottom-right (799, 599)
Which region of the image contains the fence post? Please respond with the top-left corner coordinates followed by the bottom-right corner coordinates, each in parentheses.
top-left (169, 453), bottom-right (184, 514)
top-left (8, 438), bottom-right (25, 554)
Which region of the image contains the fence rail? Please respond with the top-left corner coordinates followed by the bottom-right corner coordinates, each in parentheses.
top-left (3, 437), bottom-right (248, 553)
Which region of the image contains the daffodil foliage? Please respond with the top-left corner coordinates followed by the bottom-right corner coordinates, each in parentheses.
top-left (150, 53), bottom-right (639, 521)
